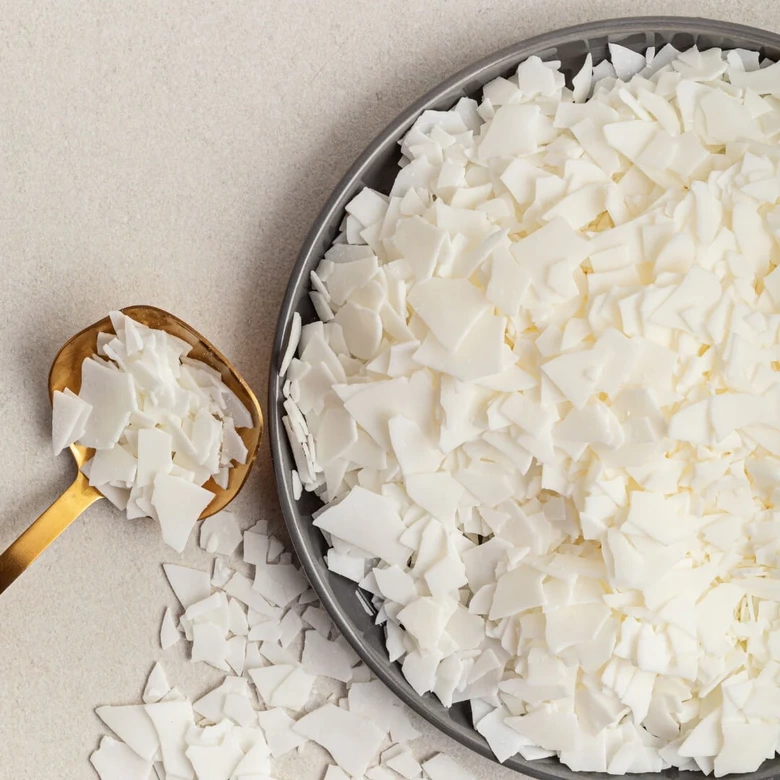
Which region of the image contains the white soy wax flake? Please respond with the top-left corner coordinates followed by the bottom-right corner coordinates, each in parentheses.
top-left (293, 703), bottom-right (385, 778)
top-left (90, 736), bottom-right (152, 780)
top-left (91, 489), bottom-right (484, 779)
top-left (51, 389), bottom-right (93, 456)
top-left (275, 41), bottom-right (780, 776)
top-left (280, 311), bottom-right (302, 377)
top-left (199, 510), bottom-right (242, 556)
top-left (142, 662), bottom-right (171, 705)
top-left (95, 705), bottom-right (161, 763)
top-left (162, 564), bottom-right (211, 610)
top-left (160, 607), bottom-right (182, 650)
top-left (51, 311), bottom-right (254, 551)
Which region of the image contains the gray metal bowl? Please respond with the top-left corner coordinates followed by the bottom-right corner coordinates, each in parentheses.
top-left (269, 17), bottom-right (780, 779)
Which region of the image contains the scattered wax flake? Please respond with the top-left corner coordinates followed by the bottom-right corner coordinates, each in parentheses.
top-left (301, 605), bottom-right (332, 637)
top-left (385, 746), bottom-right (423, 778)
top-left (293, 703), bottom-right (385, 778)
top-left (162, 564), bottom-right (212, 610)
top-left (252, 561), bottom-right (310, 608)
top-left (160, 607), bottom-right (182, 650)
top-left (95, 705), bottom-right (160, 763)
top-left (280, 312), bottom-right (302, 377)
top-left (243, 529), bottom-right (270, 566)
top-left (144, 700), bottom-right (196, 779)
top-left (422, 754), bottom-right (477, 780)
top-left (301, 630), bottom-right (355, 683)
top-left (224, 573), bottom-right (280, 618)
top-left (191, 622), bottom-right (230, 672)
top-left (255, 708), bottom-right (308, 758)
top-left (143, 662), bottom-right (171, 704)
top-left (192, 677), bottom-right (252, 724)
top-left (136, 429), bottom-right (173, 488)
top-left (90, 736), bottom-right (153, 780)
top-left (199, 510), bottom-right (242, 556)
top-left (348, 680), bottom-right (420, 742)
top-left (324, 766), bottom-right (351, 780)
top-left (88, 444), bottom-right (137, 488)
top-left (227, 598), bottom-right (249, 636)
top-left (211, 557), bottom-right (234, 589)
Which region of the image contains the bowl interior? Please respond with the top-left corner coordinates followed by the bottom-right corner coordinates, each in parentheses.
top-left (269, 17), bottom-right (780, 780)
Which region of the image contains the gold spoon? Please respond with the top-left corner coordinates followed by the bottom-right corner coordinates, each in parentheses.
top-left (0, 305), bottom-right (263, 595)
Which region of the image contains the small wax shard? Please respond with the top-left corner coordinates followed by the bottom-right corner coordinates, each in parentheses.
top-left (90, 736), bottom-right (153, 780)
top-left (52, 389), bottom-right (92, 456)
top-left (347, 679), bottom-right (420, 741)
top-left (199, 510), bottom-right (242, 556)
top-left (191, 622), bottom-right (230, 672)
top-left (152, 475), bottom-right (214, 553)
top-left (407, 278), bottom-right (490, 352)
top-left (77, 358), bottom-right (137, 450)
top-left (88, 444), bottom-right (137, 488)
top-left (301, 630), bottom-right (355, 683)
top-left (144, 700), bottom-right (196, 779)
top-left (252, 561), bottom-right (309, 608)
top-left (142, 662), bottom-right (171, 705)
top-left (476, 706), bottom-right (534, 763)
top-left (162, 564), bottom-right (211, 610)
top-left (385, 747), bottom-right (423, 778)
top-left (160, 607), bottom-right (182, 650)
top-left (422, 754), bottom-right (477, 780)
top-left (609, 43), bottom-right (648, 81)
top-left (301, 605), bottom-right (332, 637)
top-left (314, 486), bottom-right (411, 566)
top-left (280, 311), bottom-right (302, 377)
top-left (95, 705), bottom-right (160, 763)
top-left (255, 708), bottom-right (308, 758)
top-left (293, 703), bottom-right (385, 778)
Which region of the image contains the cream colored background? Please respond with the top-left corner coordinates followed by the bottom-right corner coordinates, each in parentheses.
top-left (0, 2), bottom-right (774, 778)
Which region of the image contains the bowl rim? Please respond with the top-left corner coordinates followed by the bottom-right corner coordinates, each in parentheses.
top-left (268, 16), bottom-right (780, 779)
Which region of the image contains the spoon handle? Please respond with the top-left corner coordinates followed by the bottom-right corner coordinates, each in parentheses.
top-left (0, 473), bottom-right (103, 595)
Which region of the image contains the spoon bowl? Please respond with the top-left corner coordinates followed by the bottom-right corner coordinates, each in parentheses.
top-left (0, 305), bottom-right (263, 595)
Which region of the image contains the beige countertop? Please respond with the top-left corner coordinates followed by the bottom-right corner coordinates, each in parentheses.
top-left (0, 1), bottom-right (775, 778)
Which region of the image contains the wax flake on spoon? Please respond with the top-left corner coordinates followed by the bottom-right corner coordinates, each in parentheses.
top-left (51, 389), bottom-right (92, 456)
top-left (52, 311), bottom-right (254, 552)
top-left (77, 357), bottom-right (138, 450)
